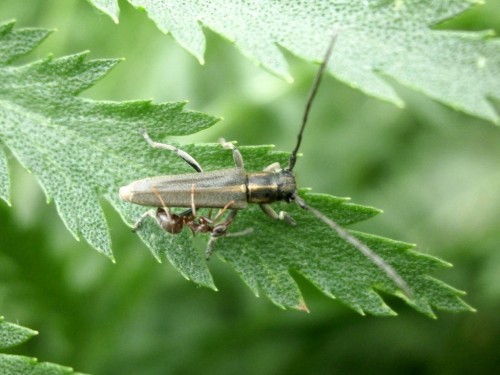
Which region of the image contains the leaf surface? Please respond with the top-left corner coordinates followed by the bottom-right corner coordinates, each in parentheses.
top-left (87, 0), bottom-right (500, 124)
top-left (0, 21), bottom-right (474, 315)
top-left (0, 20), bottom-right (218, 287)
top-left (0, 317), bottom-right (37, 350)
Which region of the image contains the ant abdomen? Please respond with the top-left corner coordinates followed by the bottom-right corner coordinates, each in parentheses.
top-left (156, 208), bottom-right (184, 234)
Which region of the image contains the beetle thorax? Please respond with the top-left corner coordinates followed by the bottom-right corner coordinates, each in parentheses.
top-left (247, 170), bottom-right (296, 204)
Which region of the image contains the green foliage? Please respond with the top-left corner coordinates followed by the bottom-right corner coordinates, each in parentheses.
top-left (0, 316), bottom-right (37, 349)
top-left (0, 20), bottom-right (217, 258)
top-left (88, 0), bottom-right (500, 124)
top-left (0, 317), bottom-right (83, 374)
top-left (1, 1), bottom-right (499, 374)
top-left (0, 20), bottom-right (473, 316)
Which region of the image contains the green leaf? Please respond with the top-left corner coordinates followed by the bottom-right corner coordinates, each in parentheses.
top-left (0, 317), bottom-right (84, 375)
top-left (0, 316), bottom-right (37, 350)
top-left (0, 20), bottom-right (218, 286)
top-left (210, 190), bottom-right (473, 316)
top-left (86, 0), bottom-right (120, 23)
top-left (0, 20), bottom-right (474, 315)
top-left (86, 0), bottom-right (500, 124)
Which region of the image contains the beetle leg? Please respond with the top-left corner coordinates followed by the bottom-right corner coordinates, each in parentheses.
top-left (219, 138), bottom-right (244, 168)
top-left (190, 183), bottom-right (197, 216)
top-left (263, 162), bottom-right (281, 173)
top-left (141, 129), bottom-right (204, 173)
top-left (259, 204), bottom-right (296, 226)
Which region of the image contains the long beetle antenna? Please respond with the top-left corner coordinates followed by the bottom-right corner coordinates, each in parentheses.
top-left (287, 32), bottom-right (338, 172)
top-left (289, 32), bottom-right (412, 297)
top-left (295, 195), bottom-right (412, 296)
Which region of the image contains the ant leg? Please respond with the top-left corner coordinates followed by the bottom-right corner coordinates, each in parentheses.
top-left (205, 209), bottom-right (253, 258)
top-left (226, 227), bottom-right (254, 237)
top-left (205, 236), bottom-right (218, 259)
top-left (152, 186), bottom-right (174, 221)
top-left (211, 200), bottom-right (235, 223)
top-left (140, 129), bottom-right (203, 172)
top-left (132, 209), bottom-right (156, 232)
top-left (260, 204), bottom-right (296, 226)
top-left (205, 226), bottom-right (253, 259)
top-left (219, 138), bottom-right (244, 168)
top-left (179, 208), bottom-right (193, 217)
top-left (205, 209), bottom-right (237, 259)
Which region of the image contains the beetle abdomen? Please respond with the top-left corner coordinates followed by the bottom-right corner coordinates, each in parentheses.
top-left (119, 167), bottom-right (248, 209)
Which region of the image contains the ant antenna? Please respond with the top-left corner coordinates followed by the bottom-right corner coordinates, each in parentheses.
top-left (288, 31), bottom-right (338, 171)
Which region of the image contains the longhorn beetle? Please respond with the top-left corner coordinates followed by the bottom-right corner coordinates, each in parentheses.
top-left (119, 34), bottom-right (412, 296)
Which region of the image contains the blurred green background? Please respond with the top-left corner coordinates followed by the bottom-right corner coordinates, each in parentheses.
top-left (1, 0), bottom-right (499, 374)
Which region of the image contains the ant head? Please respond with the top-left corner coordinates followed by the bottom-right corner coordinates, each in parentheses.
top-left (212, 224), bottom-right (228, 237)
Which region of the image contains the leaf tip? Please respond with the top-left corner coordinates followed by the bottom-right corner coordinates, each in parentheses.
top-left (426, 311), bottom-right (438, 320)
top-left (1, 197), bottom-right (12, 207)
top-left (188, 272), bottom-right (218, 291)
top-left (90, 0), bottom-right (121, 24)
top-left (152, 252), bottom-right (163, 263)
top-left (96, 246), bottom-right (115, 261)
top-left (107, 13), bottom-right (120, 25)
top-left (0, 19), bottom-right (16, 32)
top-left (297, 301), bottom-right (310, 313)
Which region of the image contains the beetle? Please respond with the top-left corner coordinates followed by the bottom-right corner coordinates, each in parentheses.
top-left (119, 33), bottom-right (411, 296)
